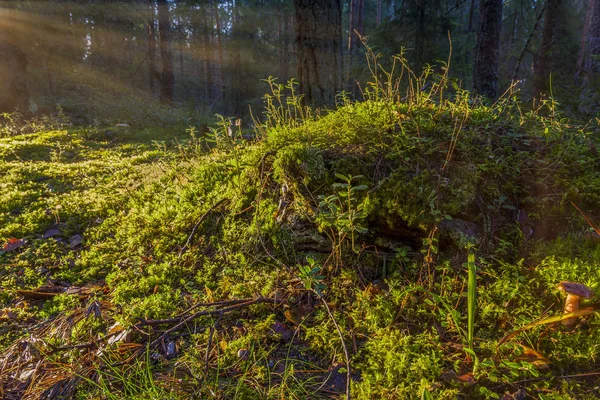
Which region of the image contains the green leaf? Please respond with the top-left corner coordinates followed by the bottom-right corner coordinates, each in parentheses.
top-left (467, 252), bottom-right (476, 352)
top-left (421, 388), bottom-right (433, 400)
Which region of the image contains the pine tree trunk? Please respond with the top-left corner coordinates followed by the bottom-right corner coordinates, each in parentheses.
top-left (534, 0), bottom-right (563, 95)
top-left (588, 1), bottom-right (600, 74)
top-left (212, 0), bottom-right (225, 102)
top-left (0, 2), bottom-right (29, 113)
top-left (231, 0), bottom-right (244, 116)
top-left (347, 0), bottom-right (357, 91)
top-left (157, 0), bottom-right (175, 104)
top-left (473, 0), bottom-right (502, 99)
top-left (202, 6), bottom-right (214, 100)
top-left (579, 0), bottom-right (600, 76)
top-left (415, 0), bottom-right (425, 71)
top-left (295, 0), bottom-right (342, 106)
top-left (147, 0), bottom-right (157, 94)
top-left (279, 8), bottom-right (290, 83)
top-left (576, 0), bottom-right (595, 81)
top-left (578, 0), bottom-right (600, 113)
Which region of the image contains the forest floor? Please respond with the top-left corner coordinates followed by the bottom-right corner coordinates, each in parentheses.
top-left (1, 86), bottom-right (600, 399)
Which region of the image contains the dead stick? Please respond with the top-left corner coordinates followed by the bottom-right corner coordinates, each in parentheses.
top-left (178, 198), bottom-right (228, 257)
top-left (147, 297), bottom-right (280, 349)
top-left (204, 312), bottom-right (222, 377)
top-left (141, 297), bottom-right (279, 326)
top-left (320, 297), bottom-right (351, 400)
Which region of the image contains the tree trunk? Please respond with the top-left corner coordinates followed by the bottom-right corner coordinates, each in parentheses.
top-left (467, 0), bottom-right (476, 32)
top-left (534, 0), bottom-right (563, 95)
top-left (231, 0), bottom-right (244, 115)
top-left (147, 0), bottom-right (157, 94)
top-left (202, 5), bottom-right (214, 100)
top-left (587, 0), bottom-right (600, 74)
top-left (348, 0), bottom-right (356, 54)
top-left (377, 0), bottom-right (382, 25)
top-left (157, 0), bottom-right (175, 105)
top-left (415, 0), bottom-right (426, 71)
top-left (473, 0), bottom-right (502, 99)
top-left (212, 0), bottom-right (224, 102)
top-left (279, 7), bottom-right (290, 83)
top-left (578, 0), bottom-right (600, 78)
top-left (295, 0), bottom-right (343, 107)
top-left (578, 0), bottom-right (600, 113)
top-left (0, 3), bottom-right (29, 113)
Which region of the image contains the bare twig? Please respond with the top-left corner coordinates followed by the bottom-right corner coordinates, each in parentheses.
top-left (147, 297), bottom-right (281, 350)
top-left (320, 296), bottom-right (351, 400)
top-left (204, 312), bottom-right (222, 377)
top-left (178, 198), bottom-right (228, 257)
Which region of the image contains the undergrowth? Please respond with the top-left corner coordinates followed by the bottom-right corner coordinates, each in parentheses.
top-left (1, 48), bottom-right (600, 399)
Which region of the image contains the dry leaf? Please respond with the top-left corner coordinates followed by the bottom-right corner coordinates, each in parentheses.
top-left (518, 344), bottom-right (551, 369)
top-left (456, 372), bottom-right (475, 384)
top-left (69, 234), bottom-right (83, 248)
top-left (284, 304), bottom-right (314, 326)
top-left (2, 238), bottom-right (25, 252)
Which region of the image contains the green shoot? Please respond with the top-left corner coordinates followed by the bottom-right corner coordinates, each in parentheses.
top-left (467, 251), bottom-right (476, 353)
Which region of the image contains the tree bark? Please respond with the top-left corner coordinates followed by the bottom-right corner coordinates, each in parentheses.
top-left (212, 0), bottom-right (224, 102)
top-left (157, 0), bottom-right (175, 104)
top-left (578, 0), bottom-right (600, 78)
top-left (473, 0), bottom-right (502, 99)
top-left (201, 5), bottom-right (214, 100)
top-left (278, 7), bottom-right (290, 83)
top-left (147, 0), bottom-right (157, 93)
top-left (0, 2), bottom-right (29, 113)
top-left (534, 0), bottom-right (564, 95)
top-left (415, 0), bottom-right (426, 71)
top-left (231, 0), bottom-right (244, 115)
top-left (295, 0), bottom-right (343, 107)
top-left (577, 0), bottom-right (600, 113)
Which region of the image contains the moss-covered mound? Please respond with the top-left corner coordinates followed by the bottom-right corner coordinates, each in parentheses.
top-left (1, 92), bottom-right (600, 399)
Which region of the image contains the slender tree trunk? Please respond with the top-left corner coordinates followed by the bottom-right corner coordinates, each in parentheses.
top-left (279, 7), bottom-right (290, 82)
top-left (179, 41), bottom-right (185, 78)
top-left (377, 0), bottom-right (382, 25)
top-left (468, 0), bottom-right (476, 32)
top-left (577, 0), bottom-right (600, 80)
top-left (0, 2), bottom-right (29, 112)
top-left (147, 0), bottom-right (157, 93)
top-left (202, 6), bottom-right (214, 100)
top-left (473, 0), bottom-right (502, 99)
top-left (348, 0), bottom-right (356, 54)
top-left (534, 0), bottom-right (563, 95)
top-left (212, 0), bottom-right (224, 102)
top-left (157, 0), bottom-right (175, 104)
top-left (415, 0), bottom-right (426, 70)
top-left (578, 0), bottom-right (600, 113)
top-left (295, 0), bottom-right (343, 106)
top-left (358, 0), bottom-right (365, 42)
top-left (231, 0), bottom-right (244, 115)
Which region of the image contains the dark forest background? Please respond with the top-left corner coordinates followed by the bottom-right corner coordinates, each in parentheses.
top-left (1, 0), bottom-right (599, 124)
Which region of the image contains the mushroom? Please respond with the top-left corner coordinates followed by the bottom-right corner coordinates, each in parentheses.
top-left (557, 281), bottom-right (594, 329)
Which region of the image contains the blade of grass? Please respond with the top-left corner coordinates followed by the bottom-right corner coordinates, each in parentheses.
top-left (467, 252), bottom-right (476, 352)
